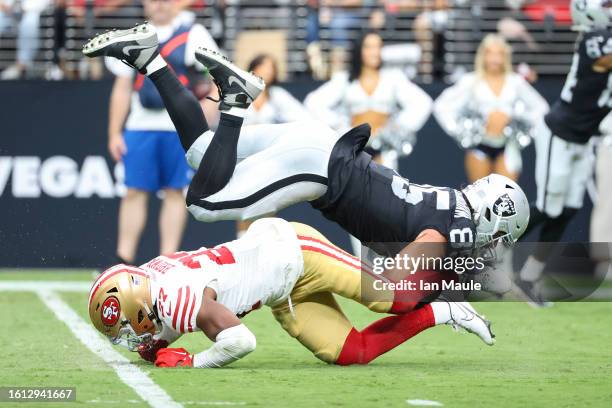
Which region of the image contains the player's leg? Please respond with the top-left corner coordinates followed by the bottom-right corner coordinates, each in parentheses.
top-left (181, 48), bottom-right (268, 203)
top-left (82, 24), bottom-right (208, 152)
top-left (528, 140), bottom-right (591, 257)
top-left (516, 130), bottom-right (577, 305)
top-left (290, 222), bottom-right (447, 314)
top-left (271, 291), bottom-right (438, 365)
top-left (289, 222), bottom-right (495, 346)
top-left (534, 132), bottom-right (573, 221)
top-left (186, 121), bottom-right (339, 222)
top-left (82, 24), bottom-right (251, 201)
top-left (82, 25), bottom-right (324, 220)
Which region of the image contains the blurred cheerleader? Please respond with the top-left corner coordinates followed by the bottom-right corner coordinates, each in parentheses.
top-left (243, 54), bottom-right (311, 126)
top-left (434, 34), bottom-right (549, 182)
top-left (305, 31), bottom-right (433, 170)
top-left (237, 54), bottom-right (311, 238)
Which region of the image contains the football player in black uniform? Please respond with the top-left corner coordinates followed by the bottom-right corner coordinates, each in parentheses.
top-left (515, 0), bottom-right (612, 306)
top-left (82, 23), bottom-right (530, 283)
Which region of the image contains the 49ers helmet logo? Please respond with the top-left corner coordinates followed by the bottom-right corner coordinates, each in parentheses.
top-left (493, 194), bottom-right (517, 217)
top-left (101, 296), bottom-right (121, 326)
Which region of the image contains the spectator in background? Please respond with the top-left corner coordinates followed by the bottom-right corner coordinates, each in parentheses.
top-left (236, 53), bottom-right (311, 238)
top-left (305, 0), bottom-right (327, 79)
top-left (105, 0), bottom-right (219, 265)
top-left (434, 34), bottom-right (548, 183)
top-left (0, 0), bottom-right (50, 79)
top-left (318, 0), bottom-right (364, 74)
top-left (48, 0), bottom-right (68, 79)
top-left (66, 0), bottom-right (133, 79)
top-left (497, 0), bottom-right (538, 51)
top-left (305, 30), bottom-right (432, 255)
top-left (321, 0), bottom-right (362, 47)
top-left (410, 0), bottom-right (452, 78)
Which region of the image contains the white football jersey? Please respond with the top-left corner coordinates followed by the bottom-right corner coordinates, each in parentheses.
top-left (143, 218), bottom-right (304, 334)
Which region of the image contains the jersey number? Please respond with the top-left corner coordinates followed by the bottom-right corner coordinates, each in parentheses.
top-left (166, 246), bottom-right (236, 269)
top-left (562, 39), bottom-right (612, 107)
top-left (168, 247), bottom-right (260, 318)
top-left (449, 227), bottom-right (474, 247)
top-left (391, 175), bottom-right (450, 210)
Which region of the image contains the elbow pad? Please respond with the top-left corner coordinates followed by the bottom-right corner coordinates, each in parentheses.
top-left (193, 324), bottom-right (256, 368)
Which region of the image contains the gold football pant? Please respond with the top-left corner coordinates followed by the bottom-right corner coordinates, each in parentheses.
top-left (271, 222), bottom-right (395, 363)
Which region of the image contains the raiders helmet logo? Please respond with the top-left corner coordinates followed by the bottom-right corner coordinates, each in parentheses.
top-left (101, 296), bottom-right (121, 326)
top-left (493, 194), bottom-right (516, 217)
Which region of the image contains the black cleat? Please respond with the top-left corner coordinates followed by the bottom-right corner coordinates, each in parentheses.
top-left (513, 278), bottom-right (553, 308)
top-left (195, 47), bottom-right (265, 111)
top-left (82, 23), bottom-right (159, 74)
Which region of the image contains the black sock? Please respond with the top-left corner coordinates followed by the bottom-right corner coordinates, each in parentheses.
top-left (186, 113), bottom-right (243, 204)
top-left (149, 66), bottom-right (208, 151)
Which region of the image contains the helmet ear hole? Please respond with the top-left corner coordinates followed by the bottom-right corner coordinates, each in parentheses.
top-left (137, 310), bottom-right (145, 324)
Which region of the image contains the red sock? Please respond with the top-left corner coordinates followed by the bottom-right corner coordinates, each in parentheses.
top-left (335, 304), bottom-right (435, 365)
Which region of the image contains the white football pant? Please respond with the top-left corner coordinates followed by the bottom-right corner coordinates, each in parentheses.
top-left (184, 120), bottom-right (341, 222)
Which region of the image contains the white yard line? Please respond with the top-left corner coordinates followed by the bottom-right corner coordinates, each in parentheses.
top-left (406, 400), bottom-right (444, 407)
top-left (33, 288), bottom-right (183, 408)
top-left (86, 401), bottom-right (246, 406)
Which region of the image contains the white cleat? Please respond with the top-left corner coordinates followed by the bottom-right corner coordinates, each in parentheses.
top-left (442, 301), bottom-right (496, 346)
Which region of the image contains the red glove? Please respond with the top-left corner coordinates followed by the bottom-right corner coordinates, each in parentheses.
top-left (138, 339), bottom-right (169, 362)
top-left (155, 348), bottom-right (193, 368)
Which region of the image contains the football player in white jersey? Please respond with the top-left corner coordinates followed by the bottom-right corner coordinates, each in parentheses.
top-left (89, 218), bottom-right (494, 368)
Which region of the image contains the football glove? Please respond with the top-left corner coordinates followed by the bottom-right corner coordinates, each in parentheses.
top-left (137, 339), bottom-right (169, 362)
top-left (155, 348), bottom-right (193, 368)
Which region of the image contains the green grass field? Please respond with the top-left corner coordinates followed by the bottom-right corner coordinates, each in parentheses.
top-left (1, 270), bottom-right (611, 408)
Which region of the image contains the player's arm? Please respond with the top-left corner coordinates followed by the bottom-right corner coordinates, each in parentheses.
top-left (154, 287), bottom-right (257, 368)
top-left (381, 228), bottom-right (447, 282)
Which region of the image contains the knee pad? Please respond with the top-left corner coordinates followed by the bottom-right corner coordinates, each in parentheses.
top-left (540, 161), bottom-right (575, 217)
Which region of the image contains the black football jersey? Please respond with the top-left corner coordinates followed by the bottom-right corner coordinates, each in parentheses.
top-left (545, 29), bottom-right (612, 143)
top-left (311, 128), bottom-right (476, 258)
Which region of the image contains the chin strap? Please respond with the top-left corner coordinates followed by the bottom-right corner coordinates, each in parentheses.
top-left (146, 302), bottom-right (163, 333)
